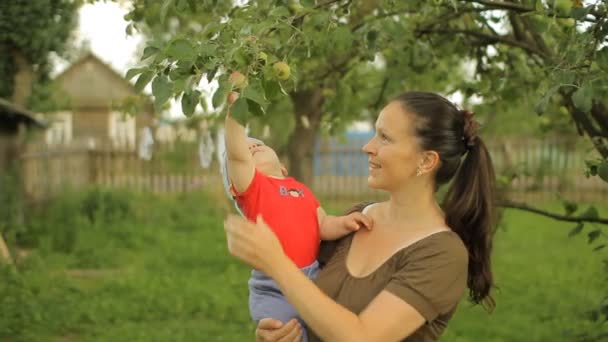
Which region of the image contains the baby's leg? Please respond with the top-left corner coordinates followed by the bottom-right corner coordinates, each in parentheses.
top-left (249, 271), bottom-right (310, 342)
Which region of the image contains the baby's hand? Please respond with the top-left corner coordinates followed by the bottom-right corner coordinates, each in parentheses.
top-left (227, 91), bottom-right (239, 105)
top-left (341, 212), bottom-right (373, 232)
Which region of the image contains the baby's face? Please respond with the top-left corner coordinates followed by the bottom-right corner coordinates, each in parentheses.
top-left (247, 138), bottom-right (282, 172)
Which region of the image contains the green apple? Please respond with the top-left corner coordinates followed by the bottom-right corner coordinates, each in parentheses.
top-left (554, 0), bottom-right (573, 15)
top-left (273, 62), bottom-right (291, 80)
top-left (229, 71), bottom-right (248, 89)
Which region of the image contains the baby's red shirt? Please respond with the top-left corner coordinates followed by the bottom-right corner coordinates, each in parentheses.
top-left (235, 169), bottom-right (320, 268)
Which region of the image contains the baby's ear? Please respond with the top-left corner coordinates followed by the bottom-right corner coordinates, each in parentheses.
top-left (280, 164), bottom-right (288, 177)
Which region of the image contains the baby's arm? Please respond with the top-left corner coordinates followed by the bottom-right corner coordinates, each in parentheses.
top-left (317, 207), bottom-right (373, 241)
top-left (224, 92), bottom-right (255, 193)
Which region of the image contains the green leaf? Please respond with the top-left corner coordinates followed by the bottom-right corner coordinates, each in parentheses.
top-left (202, 22), bottom-right (221, 38)
top-left (366, 30), bottom-right (379, 49)
top-left (263, 79), bottom-right (281, 100)
top-left (172, 77), bottom-right (188, 94)
top-left (587, 229), bottom-right (601, 244)
top-left (563, 200), bottom-right (578, 216)
top-left (242, 82), bottom-right (269, 107)
top-left (593, 244), bottom-right (606, 252)
top-left (557, 70), bottom-right (575, 86)
top-left (167, 39), bottom-right (196, 61)
top-left (152, 75), bottom-right (173, 108)
top-left (332, 26), bottom-right (353, 53)
top-left (568, 222), bottom-right (583, 237)
top-left (160, 0), bottom-right (174, 24)
top-left (269, 6), bottom-right (290, 17)
top-left (125, 23), bottom-right (134, 36)
top-left (597, 47), bottom-right (608, 72)
top-left (181, 90), bottom-right (200, 117)
top-left (142, 46), bottom-right (160, 61)
top-left (572, 85), bottom-right (592, 112)
top-left (126, 67), bottom-right (146, 81)
top-left (450, 0), bottom-right (459, 11)
top-left (207, 67), bottom-right (218, 83)
top-left (134, 70), bottom-right (154, 92)
top-left (581, 206), bottom-right (599, 220)
top-left (598, 160), bottom-right (608, 183)
top-left (571, 5), bottom-right (591, 20)
top-left (247, 99), bottom-right (265, 117)
top-left (301, 0), bottom-right (315, 8)
top-left (231, 97), bottom-right (249, 125)
top-left (534, 85), bottom-right (559, 115)
top-left (212, 78), bottom-right (231, 109)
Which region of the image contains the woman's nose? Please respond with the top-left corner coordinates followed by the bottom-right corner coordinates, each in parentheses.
top-left (362, 139), bottom-right (375, 154)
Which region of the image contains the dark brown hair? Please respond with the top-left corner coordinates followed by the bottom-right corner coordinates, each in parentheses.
top-left (395, 91), bottom-right (496, 309)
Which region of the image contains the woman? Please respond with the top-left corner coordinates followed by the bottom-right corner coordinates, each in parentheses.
top-left (224, 91), bottom-right (496, 341)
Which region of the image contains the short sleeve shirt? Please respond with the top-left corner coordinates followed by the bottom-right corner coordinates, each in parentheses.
top-left (235, 169), bottom-right (321, 268)
top-left (310, 204), bottom-right (469, 342)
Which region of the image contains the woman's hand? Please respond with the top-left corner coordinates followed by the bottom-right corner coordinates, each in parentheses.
top-left (223, 214), bottom-right (286, 275)
top-left (256, 318), bottom-right (303, 342)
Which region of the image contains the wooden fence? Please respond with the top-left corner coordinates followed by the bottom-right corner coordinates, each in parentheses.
top-left (18, 137), bottom-right (607, 203)
top-left (312, 137), bottom-right (607, 202)
top-left (20, 142), bottom-right (221, 201)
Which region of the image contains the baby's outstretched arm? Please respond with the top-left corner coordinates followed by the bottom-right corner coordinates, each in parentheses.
top-left (317, 207), bottom-right (373, 241)
top-left (225, 92), bottom-right (255, 193)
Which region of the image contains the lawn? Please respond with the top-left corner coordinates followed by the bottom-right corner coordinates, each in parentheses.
top-left (0, 189), bottom-right (606, 341)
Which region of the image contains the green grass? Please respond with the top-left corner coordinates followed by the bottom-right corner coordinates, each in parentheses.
top-left (443, 206), bottom-right (607, 342)
top-left (0, 190), bottom-right (606, 341)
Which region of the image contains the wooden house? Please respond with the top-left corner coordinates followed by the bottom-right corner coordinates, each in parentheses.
top-left (47, 53), bottom-right (155, 149)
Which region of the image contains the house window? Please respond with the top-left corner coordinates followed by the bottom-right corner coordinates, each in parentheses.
top-left (109, 111), bottom-right (136, 149)
top-left (45, 111), bottom-right (72, 145)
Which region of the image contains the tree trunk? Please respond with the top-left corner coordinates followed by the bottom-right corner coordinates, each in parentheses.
top-left (12, 50), bottom-right (33, 107)
top-left (286, 90), bottom-right (325, 186)
top-left (0, 234), bottom-right (14, 266)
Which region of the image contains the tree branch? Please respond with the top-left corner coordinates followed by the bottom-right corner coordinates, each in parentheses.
top-left (460, 0), bottom-right (599, 23)
top-left (369, 76), bottom-right (389, 111)
top-left (590, 101), bottom-right (608, 137)
top-left (518, 16), bottom-right (553, 58)
top-left (416, 27), bottom-right (549, 59)
top-left (499, 199), bottom-right (608, 225)
top-left (560, 89), bottom-right (608, 158)
top-left (351, 8), bottom-right (419, 32)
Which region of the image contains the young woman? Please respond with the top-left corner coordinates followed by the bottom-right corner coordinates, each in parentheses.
top-left (224, 91), bottom-right (497, 342)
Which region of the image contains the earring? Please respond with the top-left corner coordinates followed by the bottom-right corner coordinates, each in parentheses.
top-left (416, 166), bottom-right (423, 177)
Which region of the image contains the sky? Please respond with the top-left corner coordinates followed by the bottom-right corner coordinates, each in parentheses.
top-left (69, 2), bottom-right (142, 76)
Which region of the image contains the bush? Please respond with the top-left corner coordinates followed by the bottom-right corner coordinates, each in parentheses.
top-left (81, 187), bottom-right (133, 225)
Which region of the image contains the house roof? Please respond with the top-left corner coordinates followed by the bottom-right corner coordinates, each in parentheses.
top-left (0, 99), bottom-right (46, 130)
top-left (54, 52), bottom-right (153, 111)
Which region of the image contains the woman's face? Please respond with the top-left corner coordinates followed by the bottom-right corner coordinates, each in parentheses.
top-left (362, 101), bottom-right (423, 191)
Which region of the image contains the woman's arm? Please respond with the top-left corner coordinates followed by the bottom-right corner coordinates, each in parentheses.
top-left (272, 255), bottom-right (425, 341)
top-left (224, 215), bottom-right (425, 342)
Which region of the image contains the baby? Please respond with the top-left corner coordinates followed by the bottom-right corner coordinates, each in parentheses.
top-left (222, 92), bottom-right (372, 341)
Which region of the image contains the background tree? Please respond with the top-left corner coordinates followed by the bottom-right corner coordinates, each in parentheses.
top-left (0, 0), bottom-right (81, 110)
top-left (125, 0), bottom-right (607, 186)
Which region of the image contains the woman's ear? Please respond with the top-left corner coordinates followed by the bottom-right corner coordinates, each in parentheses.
top-left (280, 164), bottom-right (288, 177)
top-left (419, 151), bottom-right (440, 174)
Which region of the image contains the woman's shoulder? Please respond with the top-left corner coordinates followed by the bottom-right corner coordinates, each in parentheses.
top-left (345, 201), bottom-right (379, 215)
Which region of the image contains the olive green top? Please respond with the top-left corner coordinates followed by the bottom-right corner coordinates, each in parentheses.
top-left (310, 204), bottom-right (468, 342)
